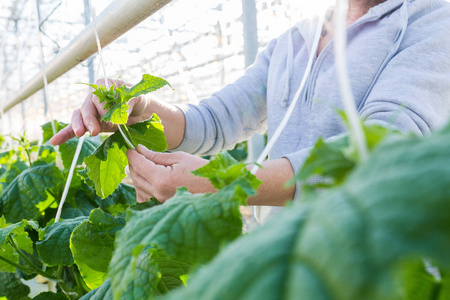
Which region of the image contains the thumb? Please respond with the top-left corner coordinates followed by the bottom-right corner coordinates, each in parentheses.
top-left (127, 95), bottom-right (147, 117)
top-left (136, 144), bottom-right (177, 166)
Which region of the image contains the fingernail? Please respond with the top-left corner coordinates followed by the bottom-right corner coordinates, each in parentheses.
top-left (137, 144), bottom-right (146, 151)
top-left (73, 126), bottom-right (79, 135)
top-left (88, 125), bottom-right (94, 134)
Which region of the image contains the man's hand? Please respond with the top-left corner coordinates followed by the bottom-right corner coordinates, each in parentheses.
top-left (127, 145), bottom-right (215, 203)
top-left (50, 78), bottom-right (149, 146)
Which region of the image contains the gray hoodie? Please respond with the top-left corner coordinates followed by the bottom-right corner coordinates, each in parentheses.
top-left (174, 0), bottom-right (450, 222)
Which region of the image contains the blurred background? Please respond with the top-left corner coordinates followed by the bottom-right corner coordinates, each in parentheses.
top-left (0, 0), bottom-right (328, 141)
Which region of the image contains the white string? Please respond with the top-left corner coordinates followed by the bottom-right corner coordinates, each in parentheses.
top-left (88, 0), bottom-right (135, 150)
top-left (118, 126), bottom-right (135, 149)
top-left (34, 0), bottom-right (56, 137)
top-left (54, 0), bottom-right (137, 222)
top-left (334, 0), bottom-right (368, 162)
top-left (88, 0), bottom-right (108, 86)
top-left (54, 135), bottom-right (85, 222)
top-left (33, 1), bottom-right (66, 222)
top-left (250, 13), bottom-right (325, 223)
top-left (251, 12), bottom-right (325, 175)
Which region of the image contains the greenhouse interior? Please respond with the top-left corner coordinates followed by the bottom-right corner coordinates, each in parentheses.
top-left (1, 0), bottom-right (449, 299)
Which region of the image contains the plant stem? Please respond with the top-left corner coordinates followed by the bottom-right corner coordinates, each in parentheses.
top-left (7, 236), bottom-right (59, 281)
top-left (56, 266), bottom-right (74, 297)
top-left (0, 255), bottom-right (33, 274)
top-left (25, 148), bottom-right (32, 166)
top-left (73, 266), bottom-right (91, 293)
top-left (118, 124), bottom-right (135, 149)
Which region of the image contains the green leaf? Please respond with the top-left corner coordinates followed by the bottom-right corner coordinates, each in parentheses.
top-left (397, 260), bottom-right (446, 300)
top-left (95, 183), bottom-right (137, 215)
top-left (90, 74), bottom-right (170, 125)
top-left (32, 292), bottom-right (70, 300)
top-left (192, 151), bottom-right (261, 194)
top-left (82, 116), bottom-right (167, 199)
top-left (127, 114), bottom-right (167, 152)
top-left (125, 74), bottom-right (171, 100)
top-left (85, 143), bottom-right (128, 199)
top-left (41, 121), bottom-right (68, 143)
top-left (61, 187), bottom-right (97, 219)
top-left (295, 123), bottom-right (402, 192)
top-left (0, 150), bottom-right (15, 165)
top-left (36, 216), bottom-right (87, 266)
top-left (0, 163), bottom-right (63, 223)
top-left (162, 124), bottom-right (450, 300)
top-left (71, 209), bottom-right (125, 289)
top-left (36, 145), bottom-right (57, 165)
top-left (109, 152), bottom-right (260, 299)
top-left (0, 160), bottom-right (28, 194)
top-left (0, 218), bottom-right (37, 273)
top-left (100, 103), bottom-right (129, 125)
top-left (295, 136), bottom-right (355, 189)
top-left (153, 251), bottom-right (190, 296)
top-left (59, 137), bottom-right (100, 170)
top-left (0, 272), bottom-right (30, 300)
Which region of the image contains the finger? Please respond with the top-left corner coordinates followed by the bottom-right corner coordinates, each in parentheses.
top-left (136, 145), bottom-right (181, 166)
top-left (136, 190), bottom-right (153, 203)
top-left (71, 109), bottom-right (87, 137)
top-left (127, 149), bottom-right (162, 183)
top-left (127, 95), bottom-right (146, 117)
top-left (49, 125), bottom-right (75, 145)
top-left (80, 94), bottom-right (101, 136)
top-left (128, 163), bottom-right (154, 203)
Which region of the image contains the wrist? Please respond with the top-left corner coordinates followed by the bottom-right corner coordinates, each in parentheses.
top-left (247, 158), bottom-right (295, 206)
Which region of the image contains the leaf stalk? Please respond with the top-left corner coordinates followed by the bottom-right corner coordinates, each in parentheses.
top-left (7, 236), bottom-right (59, 281)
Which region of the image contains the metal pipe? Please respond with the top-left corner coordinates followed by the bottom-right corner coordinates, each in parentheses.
top-left (2, 0), bottom-right (173, 113)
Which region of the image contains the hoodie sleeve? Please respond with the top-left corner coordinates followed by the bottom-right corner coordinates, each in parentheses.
top-left (171, 39), bottom-right (277, 155)
top-left (359, 5), bottom-right (450, 134)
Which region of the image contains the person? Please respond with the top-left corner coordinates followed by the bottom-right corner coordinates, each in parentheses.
top-left (51, 0), bottom-right (450, 222)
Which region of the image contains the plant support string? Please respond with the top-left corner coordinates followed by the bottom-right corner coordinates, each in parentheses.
top-left (334, 0), bottom-right (368, 162)
top-left (250, 11), bottom-right (325, 223)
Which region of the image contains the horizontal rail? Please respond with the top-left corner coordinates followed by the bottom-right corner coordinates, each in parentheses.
top-left (2, 0), bottom-right (172, 113)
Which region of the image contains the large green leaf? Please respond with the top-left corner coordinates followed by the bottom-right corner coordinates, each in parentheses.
top-left (36, 216), bottom-right (87, 266)
top-left (85, 143), bottom-right (128, 199)
top-left (162, 124), bottom-right (450, 300)
top-left (60, 189), bottom-right (97, 219)
top-left (70, 209), bottom-right (125, 289)
top-left (95, 183), bottom-right (137, 216)
top-left (0, 163), bottom-right (63, 223)
top-left (0, 271), bottom-right (30, 300)
top-left (127, 114), bottom-right (167, 152)
top-left (82, 116), bottom-right (167, 199)
top-left (109, 152), bottom-right (260, 299)
top-left (0, 160), bottom-right (28, 194)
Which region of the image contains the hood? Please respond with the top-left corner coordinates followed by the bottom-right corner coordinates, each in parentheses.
top-left (280, 0), bottom-right (409, 106)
